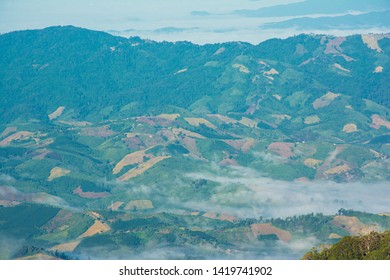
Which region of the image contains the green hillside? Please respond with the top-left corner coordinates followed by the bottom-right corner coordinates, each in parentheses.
top-left (0, 27), bottom-right (389, 259)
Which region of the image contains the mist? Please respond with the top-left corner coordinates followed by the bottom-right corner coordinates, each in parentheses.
top-left (1, 0), bottom-right (388, 44)
top-left (169, 166), bottom-right (390, 219)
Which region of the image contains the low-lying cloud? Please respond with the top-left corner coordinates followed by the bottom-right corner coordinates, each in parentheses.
top-left (176, 166), bottom-right (390, 219)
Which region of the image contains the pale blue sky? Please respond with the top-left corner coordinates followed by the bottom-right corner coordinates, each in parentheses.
top-left (1, 0), bottom-right (389, 44)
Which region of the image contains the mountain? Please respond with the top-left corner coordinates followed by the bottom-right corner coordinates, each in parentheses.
top-left (1, 26), bottom-right (390, 260)
top-left (234, 0), bottom-right (390, 17)
top-left (262, 10), bottom-right (390, 30)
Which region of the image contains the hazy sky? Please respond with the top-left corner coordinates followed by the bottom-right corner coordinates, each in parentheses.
top-left (1, 0), bottom-right (389, 44)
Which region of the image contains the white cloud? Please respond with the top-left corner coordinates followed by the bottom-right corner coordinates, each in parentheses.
top-left (2, 0), bottom-right (386, 44)
top-left (176, 166), bottom-right (390, 218)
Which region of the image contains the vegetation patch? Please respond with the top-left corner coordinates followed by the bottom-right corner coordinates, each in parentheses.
top-left (303, 230), bottom-right (390, 260)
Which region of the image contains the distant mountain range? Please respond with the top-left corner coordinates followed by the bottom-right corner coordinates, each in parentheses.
top-left (235, 0), bottom-right (390, 17)
top-left (262, 10), bottom-right (390, 30)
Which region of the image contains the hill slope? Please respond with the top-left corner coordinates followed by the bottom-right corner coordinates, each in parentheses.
top-left (1, 26), bottom-right (390, 259)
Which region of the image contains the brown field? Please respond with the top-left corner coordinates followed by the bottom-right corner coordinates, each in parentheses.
top-left (50, 241), bottom-right (81, 252)
top-left (87, 211), bottom-right (103, 220)
top-left (304, 115), bottom-right (320, 125)
top-left (48, 106), bottom-right (65, 120)
top-left (371, 114), bottom-right (390, 129)
top-left (259, 60), bottom-right (269, 66)
top-left (325, 37), bottom-right (346, 54)
top-left (333, 63), bottom-right (350, 72)
top-left (273, 94), bottom-right (282, 101)
top-left (232, 63), bottom-right (250, 73)
top-left (172, 128), bottom-right (205, 139)
top-left (272, 114), bottom-right (291, 121)
top-left (313, 92), bottom-right (340, 109)
top-left (32, 148), bottom-right (50, 159)
top-left (42, 209), bottom-right (73, 232)
top-left (136, 116), bottom-right (156, 126)
top-left (180, 136), bottom-right (201, 157)
top-left (219, 157), bottom-right (239, 166)
top-left (316, 145), bottom-right (345, 179)
top-left (113, 149), bottom-right (151, 174)
top-left (184, 117), bottom-right (217, 129)
top-left (304, 158), bottom-right (323, 169)
top-left (264, 68), bottom-right (279, 75)
top-left (79, 220), bottom-right (110, 239)
top-left (124, 200), bottom-right (154, 211)
top-left (119, 156), bottom-right (171, 181)
top-left (373, 66), bottom-right (383, 73)
top-left (214, 47), bottom-right (225, 55)
top-left (48, 167), bottom-right (71, 181)
top-left (174, 68), bottom-right (188, 75)
top-left (0, 131), bottom-right (33, 147)
top-left (157, 113), bottom-right (180, 121)
top-left (369, 149), bottom-right (381, 158)
top-left (17, 253), bottom-right (60, 260)
top-left (294, 177), bottom-right (310, 183)
top-left (379, 213), bottom-right (390, 217)
top-left (361, 34), bottom-right (385, 52)
top-left (333, 216), bottom-right (378, 236)
top-left (250, 223), bottom-right (292, 242)
top-left (343, 123), bottom-right (358, 133)
top-left (268, 142), bottom-right (295, 158)
top-left (107, 201), bottom-right (123, 211)
top-left (239, 117), bottom-right (257, 128)
top-left (328, 233), bottom-right (343, 239)
top-left (73, 186), bottom-right (109, 199)
top-left (0, 200), bottom-right (21, 207)
top-left (203, 212), bottom-right (236, 222)
top-left (224, 138), bottom-right (257, 152)
top-left (0, 126), bottom-right (17, 138)
top-left (58, 120), bottom-right (92, 127)
top-left (324, 164), bottom-right (350, 175)
top-left (208, 114), bottom-right (238, 124)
